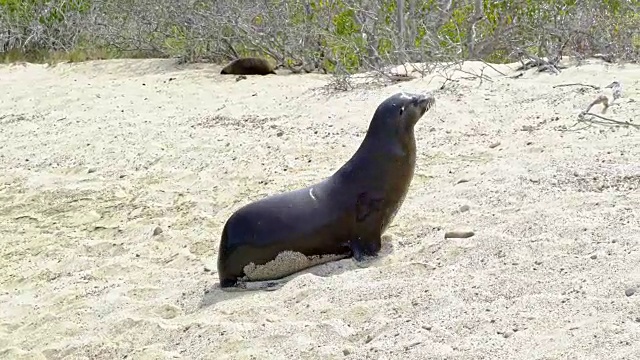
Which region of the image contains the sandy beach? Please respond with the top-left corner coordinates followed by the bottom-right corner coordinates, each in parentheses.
top-left (0, 57), bottom-right (638, 359)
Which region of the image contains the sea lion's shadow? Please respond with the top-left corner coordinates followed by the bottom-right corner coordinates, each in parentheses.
top-left (199, 241), bottom-right (395, 308)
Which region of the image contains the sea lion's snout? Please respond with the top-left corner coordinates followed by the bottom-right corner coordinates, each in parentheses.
top-left (412, 93), bottom-right (435, 116)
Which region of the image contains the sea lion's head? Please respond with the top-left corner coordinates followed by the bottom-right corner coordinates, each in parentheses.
top-left (368, 92), bottom-right (436, 137)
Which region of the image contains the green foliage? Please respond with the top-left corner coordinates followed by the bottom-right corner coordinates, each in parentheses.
top-left (1, 0), bottom-right (91, 25)
top-left (439, 4), bottom-right (473, 46)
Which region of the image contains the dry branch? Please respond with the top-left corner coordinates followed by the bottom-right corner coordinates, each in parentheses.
top-left (553, 83), bottom-right (600, 90)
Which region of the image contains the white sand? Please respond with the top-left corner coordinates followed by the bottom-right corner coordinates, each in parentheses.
top-left (0, 57), bottom-right (639, 359)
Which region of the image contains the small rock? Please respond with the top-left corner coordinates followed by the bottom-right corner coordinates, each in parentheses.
top-left (365, 335), bottom-right (373, 343)
top-left (459, 205), bottom-right (470, 212)
top-left (455, 178), bottom-right (470, 185)
top-left (276, 131), bottom-right (284, 137)
top-left (502, 331), bottom-right (514, 338)
top-left (489, 141), bottom-right (500, 149)
top-left (153, 226), bottom-right (163, 236)
top-left (343, 349), bottom-right (351, 355)
top-left (444, 230), bottom-right (475, 239)
top-left (422, 325), bottom-right (432, 331)
top-left (590, 254), bottom-right (597, 259)
top-left (625, 287), bottom-right (636, 297)
top-left (87, 168), bottom-right (97, 174)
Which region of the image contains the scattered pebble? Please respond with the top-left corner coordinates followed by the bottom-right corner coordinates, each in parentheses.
top-left (153, 226), bottom-right (163, 236)
top-left (444, 230), bottom-right (475, 239)
top-left (625, 287), bottom-right (636, 297)
top-left (459, 205), bottom-right (470, 212)
top-left (276, 131), bottom-right (284, 137)
top-left (87, 168), bottom-right (97, 174)
top-left (343, 349), bottom-right (351, 355)
top-left (422, 325), bottom-right (432, 331)
top-left (365, 335), bottom-right (373, 343)
top-left (489, 141), bottom-right (501, 148)
top-left (502, 331), bottom-right (514, 338)
top-left (590, 254), bottom-right (597, 259)
top-left (455, 178), bottom-right (470, 185)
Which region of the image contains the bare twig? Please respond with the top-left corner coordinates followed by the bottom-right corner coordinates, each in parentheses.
top-left (578, 112), bottom-right (639, 129)
top-left (553, 83), bottom-right (600, 90)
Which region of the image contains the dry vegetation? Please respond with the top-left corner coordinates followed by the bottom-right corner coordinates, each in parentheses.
top-left (1, 0), bottom-right (639, 76)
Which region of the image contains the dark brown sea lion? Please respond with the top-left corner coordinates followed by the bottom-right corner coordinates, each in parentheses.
top-left (216, 92), bottom-right (436, 288)
top-left (220, 57), bottom-right (276, 75)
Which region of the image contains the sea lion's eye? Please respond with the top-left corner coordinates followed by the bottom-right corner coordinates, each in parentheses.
top-left (399, 106), bottom-right (404, 115)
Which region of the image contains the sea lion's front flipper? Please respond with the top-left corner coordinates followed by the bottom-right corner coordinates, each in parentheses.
top-left (355, 191), bottom-right (385, 222)
top-left (348, 234), bottom-right (382, 262)
top-left (353, 191), bottom-right (385, 260)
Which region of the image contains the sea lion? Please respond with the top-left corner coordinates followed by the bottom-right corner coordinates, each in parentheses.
top-left (216, 91), bottom-right (436, 288)
top-left (220, 57), bottom-right (276, 75)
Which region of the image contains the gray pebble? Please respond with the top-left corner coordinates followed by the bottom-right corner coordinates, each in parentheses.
top-left (503, 331), bottom-right (514, 338)
top-left (625, 287), bottom-right (636, 297)
top-left (489, 141), bottom-right (500, 149)
top-left (153, 226), bottom-right (163, 236)
top-left (590, 254), bottom-right (597, 259)
top-left (459, 205), bottom-right (470, 212)
top-left (455, 178), bottom-right (470, 185)
top-left (444, 230), bottom-right (475, 239)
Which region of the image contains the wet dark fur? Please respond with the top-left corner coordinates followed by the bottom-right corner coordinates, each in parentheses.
top-left (217, 92), bottom-right (436, 288)
top-left (220, 57), bottom-right (276, 75)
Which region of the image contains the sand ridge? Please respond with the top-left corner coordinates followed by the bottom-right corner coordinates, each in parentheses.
top-left (0, 58), bottom-right (639, 359)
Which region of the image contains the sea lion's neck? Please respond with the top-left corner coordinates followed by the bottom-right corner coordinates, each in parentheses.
top-left (362, 127), bottom-right (416, 157)
top-left (333, 130), bottom-right (416, 179)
